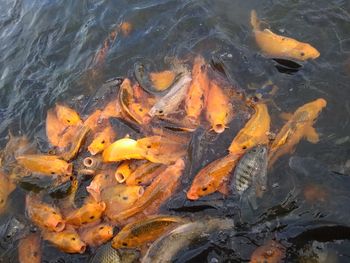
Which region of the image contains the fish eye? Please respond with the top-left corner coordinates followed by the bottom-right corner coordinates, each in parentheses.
top-left (122, 196), bottom-right (128, 200)
top-left (202, 187), bottom-right (208, 192)
top-left (158, 110), bottom-right (164, 114)
top-left (122, 242), bottom-right (128, 246)
top-left (101, 140), bottom-right (105, 144)
top-left (99, 226), bottom-right (104, 230)
top-left (0, 199), bottom-right (4, 204)
top-left (147, 145), bottom-right (151, 149)
top-left (300, 52), bottom-right (305, 56)
top-left (90, 216), bottom-right (95, 220)
top-left (71, 237), bottom-right (76, 241)
top-left (67, 119), bottom-right (71, 123)
top-left (242, 146), bottom-right (247, 150)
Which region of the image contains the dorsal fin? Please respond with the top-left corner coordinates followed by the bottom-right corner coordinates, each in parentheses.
top-left (250, 10), bottom-right (261, 31)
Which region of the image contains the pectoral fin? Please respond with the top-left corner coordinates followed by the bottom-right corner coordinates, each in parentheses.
top-left (279, 112), bottom-right (293, 121)
top-left (305, 126), bottom-right (319, 143)
top-left (218, 182), bottom-right (229, 196)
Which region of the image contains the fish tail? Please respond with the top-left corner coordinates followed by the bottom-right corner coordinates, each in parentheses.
top-left (250, 10), bottom-right (260, 31)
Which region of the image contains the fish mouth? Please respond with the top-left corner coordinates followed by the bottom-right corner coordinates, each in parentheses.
top-left (54, 221), bottom-right (66, 232)
top-left (115, 172), bottom-right (126, 183)
top-left (186, 191), bottom-right (199, 200)
top-left (213, 124), bottom-right (226, 133)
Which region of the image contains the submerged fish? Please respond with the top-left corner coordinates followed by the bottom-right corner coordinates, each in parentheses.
top-left (250, 240), bottom-right (286, 263)
top-left (233, 145), bottom-right (268, 209)
top-left (112, 215), bottom-right (186, 249)
top-left (142, 218), bottom-right (234, 263)
top-left (229, 103), bottom-right (270, 155)
top-left (0, 171), bottom-right (16, 214)
top-left (18, 233), bottom-right (41, 263)
top-left (250, 10), bottom-right (320, 61)
top-left (148, 71), bottom-right (192, 117)
top-left (268, 98), bottom-right (327, 167)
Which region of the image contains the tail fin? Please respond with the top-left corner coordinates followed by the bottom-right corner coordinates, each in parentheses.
top-left (250, 10), bottom-right (260, 31)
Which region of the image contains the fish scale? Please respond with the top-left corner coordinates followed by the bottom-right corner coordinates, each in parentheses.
top-left (233, 145), bottom-right (268, 196)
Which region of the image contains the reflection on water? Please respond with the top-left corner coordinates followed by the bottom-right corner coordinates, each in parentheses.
top-left (0, 0), bottom-right (350, 262)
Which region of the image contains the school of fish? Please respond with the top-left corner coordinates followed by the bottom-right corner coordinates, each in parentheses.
top-left (0, 10), bottom-right (326, 263)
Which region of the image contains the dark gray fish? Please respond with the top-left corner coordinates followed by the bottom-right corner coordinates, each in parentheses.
top-left (90, 244), bottom-right (139, 263)
top-left (233, 145), bottom-right (268, 209)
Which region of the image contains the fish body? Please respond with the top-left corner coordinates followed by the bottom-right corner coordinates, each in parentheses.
top-left (136, 136), bottom-right (187, 165)
top-left (268, 98), bottom-right (327, 167)
top-left (65, 201), bottom-right (106, 226)
top-left (61, 124), bottom-right (90, 161)
top-left (90, 244), bottom-right (140, 263)
top-left (100, 184), bottom-right (143, 221)
top-left (250, 10), bottom-right (320, 61)
top-left (26, 195), bottom-right (65, 232)
top-left (42, 227), bottom-right (86, 254)
top-left (187, 154), bottom-right (239, 200)
top-left (16, 154), bottom-right (72, 176)
top-left (112, 215), bottom-right (186, 249)
top-left (112, 159), bottom-right (185, 224)
top-left (18, 233), bottom-right (41, 263)
top-left (88, 125), bottom-right (116, 156)
top-left (87, 173), bottom-right (116, 202)
top-left (229, 103), bottom-right (270, 155)
top-left (206, 81), bottom-right (232, 133)
top-left (126, 162), bottom-right (166, 186)
top-left (84, 110), bottom-right (103, 131)
top-left (233, 145), bottom-right (268, 209)
top-left (150, 70), bottom-right (176, 91)
top-left (148, 71), bottom-right (192, 117)
top-left (79, 223), bottom-right (113, 247)
top-left (142, 218), bottom-right (234, 263)
top-left (250, 240), bottom-right (285, 263)
top-left (185, 55), bottom-right (209, 124)
top-left (0, 171), bottom-right (16, 213)
top-left (102, 138), bottom-right (146, 162)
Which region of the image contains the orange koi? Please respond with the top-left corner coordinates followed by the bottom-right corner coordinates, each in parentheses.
top-left (250, 240), bottom-right (285, 263)
top-left (150, 70), bottom-right (176, 91)
top-left (206, 81), bottom-right (232, 133)
top-left (42, 227), bottom-right (86, 254)
top-left (65, 200), bottom-right (106, 226)
top-left (120, 21), bottom-right (133, 36)
top-left (185, 55), bottom-right (209, 124)
top-left (112, 159), bottom-right (185, 224)
top-left (136, 136), bottom-right (187, 164)
top-left (26, 195), bottom-right (65, 232)
top-left (102, 138), bottom-right (146, 162)
top-left (55, 104), bottom-right (82, 126)
top-left (228, 103), bottom-right (270, 155)
top-left (100, 184), bottom-right (144, 221)
top-left (187, 154), bottom-right (239, 200)
top-left (88, 125), bottom-right (116, 156)
top-left (79, 223), bottom-right (113, 247)
top-left (0, 171), bottom-right (16, 214)
top-left (86, 172), bottom-right (116, 202)
top-left (268, 98), bottom-right (327, 167)
top-left (93, 26), bottom-right (119, 67)
top-left (125, 162), bottom-right (166, 186)
top-left (112, 215), bottom-right (186, 249)
top-left (18, 233), bottom-right (41, 263)
top-left (16, 154), bottom-right (72, 176)
top-left (250, 10), bottom-right (320, 61)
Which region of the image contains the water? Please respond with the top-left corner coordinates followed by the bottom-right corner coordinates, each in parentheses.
top-left (0, 0), bottom-right (350, 262)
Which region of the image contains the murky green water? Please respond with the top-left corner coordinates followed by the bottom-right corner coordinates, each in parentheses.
top-left (0, 0), bottom-right (350, 262)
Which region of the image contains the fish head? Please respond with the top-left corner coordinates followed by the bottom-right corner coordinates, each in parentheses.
top-left (55, 104), bottom-right (81, 126)
top-left (187, 179), bottom-right (216, 200)
top-left (292, 43), bottom-right (320, 61)
top-left (88, 130), bottom-right (112, 156)
top-left (96, 224), bottom-right (113, 241)
top-left (46, 212), bottom-right (66, 232)
top-left (62, 232), bottom-right (86, 254)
